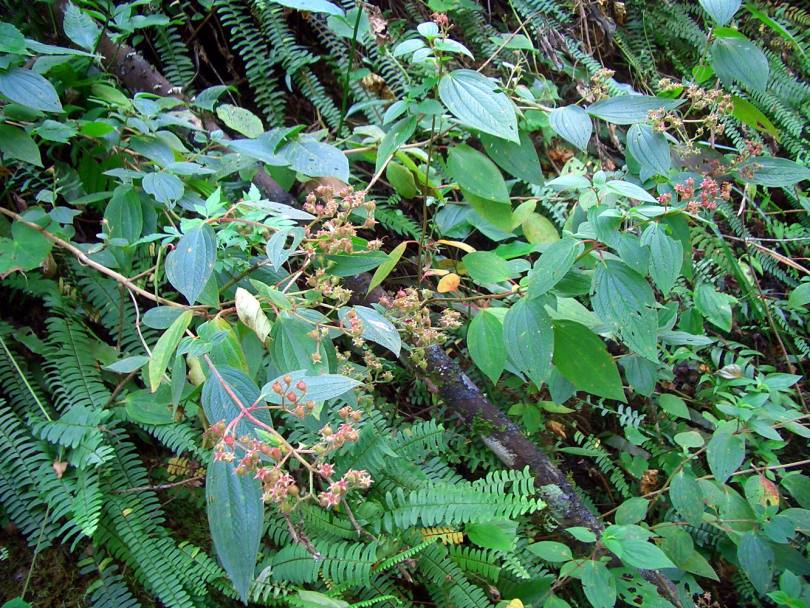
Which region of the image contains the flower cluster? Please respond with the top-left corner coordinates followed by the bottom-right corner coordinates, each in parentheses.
top-left (318, 469), bottom-right (373, 509)
top-left (303, 185), bottom-right (376, 255)
top-left (673, 176), bottom-right (731, 213)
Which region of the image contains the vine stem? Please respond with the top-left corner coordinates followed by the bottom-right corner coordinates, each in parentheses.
top-left (0, 335), bottom-right (52, 421)
top-left (0, 208), bottom-right (207, 312)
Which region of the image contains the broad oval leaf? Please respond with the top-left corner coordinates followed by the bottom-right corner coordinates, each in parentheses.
top-left (165, 224), bottom-right (217, 305)
top-left (707, 422), bottom-right (745, 483)
top-left (504, 297), bottom-right (554, 387)
top-left (463, 251), bottom-right (512, 285)
top-left (0, 125), bottom-right (43, 167)
top-left (63, 2), bottom-right (101, 50)
top-left (586, 95), bottom-right (683, 125)
top-left (627, 123), bottom-right (670, 177)
top-left (641, 223), bottom-right (682, 295)
top-left (740, 156), bottom-right (810, 187)
top-left (710, 37), bottom-right (769, 92)
top-left (206, 459), bottom-right (264, 603)
top-left (105, 186), bottom-right (143, 243)
top-left (670, 471), bottom-right (704, 526)
top-left (528, 238), bottom-right (584, 298)
top-left (527, 541), bottom-right (573, 562)
top-left (0, 68), bottom-right (63, 113)
top-left (447, 144), bottom-right (510, 204)
top-left (216, 104), bottom-right (264, 138)
top-left (737, 532), bottom-right (774, 594)
top-left (143, 172), bottom-right (184, 204)
top-left (467, 310), bottom-right (506, 384)
top-left (699, 0), bottom-right (741, 25)
top-left (552, 320), bottom-right (625, 402)
top-left (281, 137), bottom-right (350, 182)
top-left (438, 69), bottom-right (519, 143)
top-left (480, 130), bottom-right (544, 185)
top-left (549, 105), bottom-right (592, 150)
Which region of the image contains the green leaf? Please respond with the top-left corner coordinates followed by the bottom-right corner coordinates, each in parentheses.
top-left (527, 541), bottom-right (573, 563)
top-left (143, 172), bottom-right (184, 204)
top-left (670, 471), bottom-right (704, 526)
top-left (104, 186), bottom-right (143, 243)
top-left (148, 310), bottom-right (192, 392)
top-left (480, 130), bottom-right (544, 185)
top-left (658, 393), bottom-right (689, 419)
top-left (707, 422), bottom-right (745, 483)
top-left (523, 214), bottom-right (559, 245)
top-left (63, 2), bottom-right (101, 50)
top-left (528, 238), bottom-right (584, 298)
top-left (788, 283), bottom-right (810, 309)
top-left (268, 0), bottom-right (344, 15)
top-left (216, 104), bottom-right (264, 137)
top-left (699, 0), bottom-right (741, 24)
top-left (282, 137), bottom-right (350, 182)
top-left (586, 96), bottom-right (683, 125)
top-left (552, 320), bottom-right (625, 402)
top-left (0, 125), bottom-right (42, 167)
top-left (103, 355), bottom-right (149, 374)
top-left (327, 251), bottom-right (389, 276)
top-left (641, 223), bottom-right (682, 294)
top-left (447, 144), bottom-right (510, 204)
top-left (710, 37), bottom-right (769, 92)
top-left (604, 180), bottom-right (657, 203)
top-left (297, 591), bottom-right (349, 608)
top-left (740, 156), bottom-right (810, 188)
top-left (386, 162), bottom-right (418, 198)
top-left (367, 241), bottom-right (407, 294)
top-left (0, 68), bottom-right (62, 113)
top-left (438, 69), bottom-right (519, 143)
top-left (206, 459), bottom-right (264, 603)
top-left (463, 251), bottom-right (512, 285)
top-left (263, 370), bottom-right (360, 403)
top-left (737, 532), bottom-right (774, 594)
top-left (468, 310), bottom-right (506, 384)
top-left (193, 85), bottom-right (230, 111)
top-left (504, 297), bottom-right (554, 387)
top-left (549, 105), bottom-right (592, 150)
top-left (338, 306), bottom-right (401, 357)
top-left (126, 389), bottom-right (174, 425)
top-left (466, 191), bottom-right (513, 232)
top-left (202, 366), bottom-right (269, 436)
top-left (466, 520), bottom-right (517, 551)
top-left (271, 314), bottom-right (329, 375)
top-left (0, 23), bottom-right (26, 54)
top-left (694, 282), bottom-right (735, 332)
top-left (616, 540), bottom-right (676, 569)
top-left (165, 224), bottom-right (217, 305)
top-left (566, 527), bottom-right (597, 543)
top-left (578, 560), bottom-right (616, 608)
top-left (0, 219), bottom-right (53, 277)
top-left (615, 497), bottom-right (649, 525)
top-left (592, 260), bottom-right (658, 360)
top-left (627, 124), bottom-right (670, 177)
top-left (376, 115), bottom-right (417, 173)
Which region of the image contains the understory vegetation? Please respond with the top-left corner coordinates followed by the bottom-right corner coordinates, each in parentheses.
top-left (1, 0), bottom-right (809, 606)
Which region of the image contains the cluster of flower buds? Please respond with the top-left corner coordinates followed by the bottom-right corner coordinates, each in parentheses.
top-left (319, 422), bottom-right (360, 449)
top-left (302, 186), bottom-right (377, 256)
top-left (255, 467), bottom-right (299, 505)
top-left (673, 176), bottom-right (731, 213)
top-left (270, 374), bottom-right (317, 418)
top-left (318, 468), bottom-right (373, 509)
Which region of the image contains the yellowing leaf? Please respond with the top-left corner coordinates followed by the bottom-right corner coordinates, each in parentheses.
top-left (504, 600), bottom-right (524, 608)
top-left (420, 527), bottom-right (464, 544)
top-left (437, 273), bottom-right (461, 293)
top-left (235, 287), bottom-right (271, 343)
top-left (437, 239), bottom-right (476, 254)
